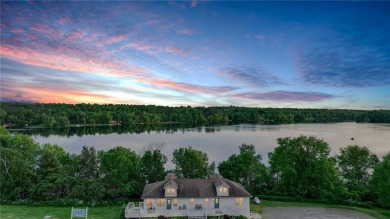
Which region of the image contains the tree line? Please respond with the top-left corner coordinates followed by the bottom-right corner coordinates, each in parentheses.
top-left (0, 127), bottom-right (389, 208)
top-left (1, 102), bottom-right (390, 128)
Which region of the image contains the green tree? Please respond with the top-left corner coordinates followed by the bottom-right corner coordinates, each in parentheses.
top-left (141, 149), bottom-right (167, 183)
top-left (172, 147), bottom-right (215, 178)
top-left (30, 148), bottom-right (63, 200)
top-left (371, 152), bottom-right (390, 208)
top-left (0, 133), bottom-right (41, 199)
top-left (337, 145), bottom-right (379, 201)
top-left (268, 135), bottom-right (340, 200)
top-left (0, 126), bottom-right (9, 135)
top-left (99, 146), bottom-right (142, 198)
top-left (218, 144), bottom-right (267, 194)
top-left (78, 146), bottom-right (99, 179)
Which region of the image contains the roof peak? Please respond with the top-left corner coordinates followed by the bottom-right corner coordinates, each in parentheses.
top-left (209, 173), bottom-right (224, 180)
top-left (165, 173), bottom-right (178, 180)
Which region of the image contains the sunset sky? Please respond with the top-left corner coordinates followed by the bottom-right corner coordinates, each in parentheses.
top-left (1, 1), bottom-right (389, 109)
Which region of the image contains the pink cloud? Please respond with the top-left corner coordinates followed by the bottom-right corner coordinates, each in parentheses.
top-left (3, 84), bottom-right (118, 104)
top-left (67, 30), bottom-right (86, 41)
top-left (58, 18), bottom-right (70, 24)
top-left (30, 23), bottom-right (65, 39)
top-left (0, 45), bottom-right (147, 78)
top-left (85, 33), bottom-right (99, 42)
top-left (11, 28), bottom-right (24, 34)
top-left (106, 35), bottom-right (127, 45)
top-left (231, 91), bottom-right (335, 102)
top-left (120, 41), bottom-right (154, 52)
top-left (121, 41), bottom-right (187, 56)
top-left (142, 78), bottom-right (236, 94)
top-left (163, 46), bottom-right (188, 56)
top-left (177, 28), bottom-right (195, 35)
top-left (191, 0), bottom-right (198, 7)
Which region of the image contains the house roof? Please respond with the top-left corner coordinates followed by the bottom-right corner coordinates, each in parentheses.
top-left (141, 174), bottom-right (252, 199)
top-left (164, 179), bottom-right (178, 189)
top-left (214, 178), bottom-right (231, 188)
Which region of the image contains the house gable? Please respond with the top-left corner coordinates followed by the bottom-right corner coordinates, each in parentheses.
top-left (214, 177), bottom-right (231, 197)
top-left (141, 173), bottom-right (251, 199)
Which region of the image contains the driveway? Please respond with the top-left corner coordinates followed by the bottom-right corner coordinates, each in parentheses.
top-left (261, 207), bottom-right (376, 219)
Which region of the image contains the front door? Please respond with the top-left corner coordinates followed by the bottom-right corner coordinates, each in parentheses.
top-left (214, 198), bottom-right (219, 209)
top-left (166, 199), bottom-right (171, 210)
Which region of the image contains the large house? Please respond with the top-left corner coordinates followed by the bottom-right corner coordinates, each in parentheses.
top-left (125, 173), bottom-right (252, 218)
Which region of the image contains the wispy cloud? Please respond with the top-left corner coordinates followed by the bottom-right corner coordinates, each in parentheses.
top-left (106, 34), bottom-right (127, 45)
top-left (142, 78), bottom-right (237, 95)
top-left (0, 45), bottom-right (147, 77)
top-left (296, 22), bottom-right (390, 87)
top-left (218, 66), bottom-right (286, 87)
top-left (1, 1), bottom-right (388, 108)
top-left (177, 28), bottom-right (195, 35)
top-left (231, 90), bottom-right (335, 102)
top-left (163, 46), bottom-right (188, 56)
top-left (255, 34), bottom-right (265, 40)
top-left (191, 0), bottom-right (198, 8)
top-left (0, 59), bottom-right (144, 104)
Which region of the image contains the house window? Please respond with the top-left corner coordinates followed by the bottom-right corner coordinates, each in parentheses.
top-left (235, 198), bottom-right (244, 205)
top-left (157, 199), bottom-right (165, 206)
top-left (219, 187), bottom-right (228, 193)
top-left (190, 198), bottom-right (195, 205)
top-left (166, 188), bottom-right (175, 194)
top-left (173, 199), bottom-right (178, 206)
top-left (146, 199), bottom-right (154, 206)
top-left (204, 198), bottom-right (209, 205)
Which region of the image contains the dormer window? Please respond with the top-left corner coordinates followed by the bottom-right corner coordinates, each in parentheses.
top-left (164, 178), bottom-right (178, 197)
top-left (213, 176), bottom-right (230, 196)
top-left (164, 186), bottom-right (177, 197)
top-left (218, 187), bottom-right (228, 194)
top-left (216, 185), bottom-right (229, 196)
top-left (166, 188), bottom-right (176, 195)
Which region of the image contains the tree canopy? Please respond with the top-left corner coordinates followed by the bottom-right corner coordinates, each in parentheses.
top-left (172, 146), bottom-right (215, 178)
top-left (268, 135), bottom-right (340, 200)
top-left (1, 102), bottom-right (389, 129)
top-left (218, 144), bottom-right (266, 194)
top-left (372, 152), bottom-right (390, 208)
top-left (141, 149), bottom-right (167, 183)
top-left (337, 145), bottom-right (379, 201)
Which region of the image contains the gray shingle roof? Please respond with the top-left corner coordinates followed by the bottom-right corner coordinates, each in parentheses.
top-left (214, 179), bottom-right (230, 188)
top-left (164, 179), bottom-right (178, 189)
top-left (141, 174), bottom-right (251, 199)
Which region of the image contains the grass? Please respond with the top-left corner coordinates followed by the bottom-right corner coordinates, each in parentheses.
top-left (0, 205), bottom-right (123, 219)
top-left (250, 200), bottom-right (390, 219)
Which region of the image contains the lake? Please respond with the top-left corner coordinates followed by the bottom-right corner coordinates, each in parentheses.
top-left (21, 122), bottom-right (390, 169)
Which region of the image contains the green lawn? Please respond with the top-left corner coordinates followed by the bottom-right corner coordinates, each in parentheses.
top-left (250, 200), bottom-right (390, 219)
top-left (0, 205), bottom-right (123, 219)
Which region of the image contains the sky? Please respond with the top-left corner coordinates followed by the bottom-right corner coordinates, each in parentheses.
top-left (1, 1), bottom-right (389, 109)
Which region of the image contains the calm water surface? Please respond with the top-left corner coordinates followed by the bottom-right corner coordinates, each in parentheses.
top-left (29, 123), bottom-right (390, 169)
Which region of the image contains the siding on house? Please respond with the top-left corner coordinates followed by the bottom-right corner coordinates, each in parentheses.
top-left (127, 173), bottom-right (252, 218)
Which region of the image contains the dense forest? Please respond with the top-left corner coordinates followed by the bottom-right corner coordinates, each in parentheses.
top-left (1, 127), bottom-right (389, 209)
top-left (1, 102), bottom-right (390, 128)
